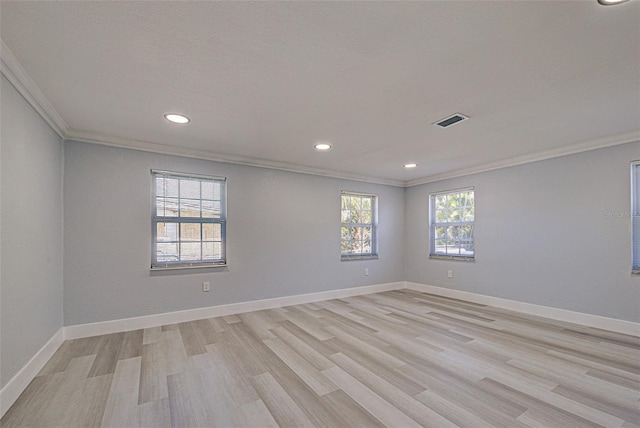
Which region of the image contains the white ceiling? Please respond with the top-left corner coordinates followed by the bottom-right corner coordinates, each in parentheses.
top-left (1, 1), bottom-right (639, 186)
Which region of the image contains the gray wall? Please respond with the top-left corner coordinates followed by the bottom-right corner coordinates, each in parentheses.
top-left (63, 141), bottom-right (405, 326)
top-left (1, 72), bottom-right (637, 394)
top-left (405, 141), bottom-right (640, 323)
top-left (0, 75), bottom-right (64, 388)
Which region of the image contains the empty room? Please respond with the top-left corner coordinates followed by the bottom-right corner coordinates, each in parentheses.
top-left (1, 1), bottom-right (639, 427)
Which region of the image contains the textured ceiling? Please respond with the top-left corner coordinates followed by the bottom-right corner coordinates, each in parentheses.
top-left (1, 1), bottom-right (639, 185)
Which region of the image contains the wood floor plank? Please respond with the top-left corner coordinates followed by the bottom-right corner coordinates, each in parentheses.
top-left (415, 388), bottom-right (499, 428)
top-left (232, 399), bottom-right (279, 428)
top-left (100, 356), bottom-right (141, 428)
top-left (322, 365), bottom-right (423, 427)
top-left (329, 352), bottom-right (458, 427)
top-left (277, 320), bottom-right (339, 357)
top-left (507, 357), bottom-right (640, 407)
top-left (483, 373), bottom-right (626, 427)
top-left (191, 318), bottom-right (222, 344)
top-left (198, 342), bottom-right (261, 407)
top-left (237, 311), bottom-right (278, 340)
top-left (477, 376), bottom-right (603, 428)
top-left (283, 306), bottom-right (335, 341)
top-left (88, 332), bottom-right (125, 377)
top-left (324, 325), bottom-right (407, 368)
top-left (142, 326), bottom-right (163, 344)
top-left (0, 371), bottom-right (64, 427)
top-left (552, 384), bottom-right (640, 426)
top-left (177, 321), bottom-right (208, 356)
top-left (138, 342), bottom-right (168, 404)
top-left (117, 329), bottom-right (143, 361)
top-left (263, 337), bottom-right (339, 396)
top-left (167, 370), bottom-right (215, 427)
top-left (137, 398), bottom-right (170, 428)
top-left (59, 373), bottom-right (113, 428)
top-left (319, 390), bottom-right (386, 428)
top-left (250, 372), bottom-right (315, 427)
top-left (271, 325), bottom-right (335, 371)
top-left (208, 316), bottom-right (229, 333)
top-left (38, 335), bottom-right (102, 376)
top-left (398, 362), bottom-right (531, 427)
top-left (586, 368), bottom-right (640, 392)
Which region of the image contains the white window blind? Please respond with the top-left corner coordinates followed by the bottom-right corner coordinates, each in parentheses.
top-left (151, 170), bottom-right (226, 269)
top-left (632, 161), bottom-right (640, 274)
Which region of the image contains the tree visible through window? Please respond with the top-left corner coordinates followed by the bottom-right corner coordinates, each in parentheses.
top-left (430, 188), bottom-right (475, 260)
top-left (341, 192), bottom-right (378, 260)
top-left (151, 170), bottom-right (226, 268)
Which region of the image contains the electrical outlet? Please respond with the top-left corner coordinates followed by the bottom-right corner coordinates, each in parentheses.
top-left (202, 281), bottom-right (210, 292)
top-left (447, 270), bottom-right (453, 278)
top-left (364, 268), bottom-right (369, 276)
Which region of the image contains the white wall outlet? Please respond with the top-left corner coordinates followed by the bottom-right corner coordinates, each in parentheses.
top-left (202, 281), bottom-right (210, 292)
top-left (364, 268), bottom-right (369, 276)
top-left (447, 270), bottom-right (453, 278)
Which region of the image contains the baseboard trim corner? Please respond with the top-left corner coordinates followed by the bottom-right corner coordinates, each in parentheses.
top-left (0, 328), bottom-right (64, 418)
top-left (404, 282), bottom-right (639, 337)
top-left (64, 281), bottom-right (405, 340)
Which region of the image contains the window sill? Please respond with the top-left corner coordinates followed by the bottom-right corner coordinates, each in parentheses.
top-left (341, 255), bottom-right (379, 262)
top-left (151, 263), bottom-right (227, 272)
top-left (429, 255), bottom-right (475, 262)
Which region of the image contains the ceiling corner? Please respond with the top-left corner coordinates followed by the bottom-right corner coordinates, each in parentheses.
top-left (0, 38), bottom-right (70, 138)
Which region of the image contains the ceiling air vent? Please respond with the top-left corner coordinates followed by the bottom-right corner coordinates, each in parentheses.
top-left (433, 113), bottom-right (469, 128)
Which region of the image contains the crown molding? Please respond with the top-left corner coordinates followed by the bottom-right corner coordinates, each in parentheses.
top-left (0, 39), bottom-right (69, 138)
top-left (67, 127), bottom-right (639, 189)
top-left (65, 128), bottom-right (406, 187)
top-left (3, 37), bottom-right (637, 188)
top-left (405, 130), bottom-right (640, 187)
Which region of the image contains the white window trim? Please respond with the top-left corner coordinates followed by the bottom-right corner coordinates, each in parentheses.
top-left (429, 187), bottom-right (475, 261)
top-left (151, 170), bottom-right (227, 270)
top-left (632, 161), bottom-right (640, 275)
top-left (341, 191), bottom-right (379, 261)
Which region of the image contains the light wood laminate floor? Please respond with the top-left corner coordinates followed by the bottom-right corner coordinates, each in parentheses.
top-left (2, 290), bottom-right (639, 427)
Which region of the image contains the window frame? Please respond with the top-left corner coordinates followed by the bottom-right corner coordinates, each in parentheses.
top-left (632, 161), bottom-right (640, 275)
top-left (340, 191), bottom-right (379, 261)
top-left (429, 187), bottom-right (475, 261)
top-left (151, 170), bottom-right (227, 270)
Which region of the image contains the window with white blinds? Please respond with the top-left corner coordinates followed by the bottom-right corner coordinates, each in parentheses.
top-left (151, 170), bottom-right (226, 269)
top-left (632, 161), bottom-right (640, 274)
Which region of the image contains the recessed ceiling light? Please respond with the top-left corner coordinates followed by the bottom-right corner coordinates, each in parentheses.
top-left (404, 163), bottom-right (418, 169)
top-left (164, 113), bottom-right (190, 124)
top-left (314, 143), bottom-right (332, 151)
top-left (597, 0), bottom-right (629, 4)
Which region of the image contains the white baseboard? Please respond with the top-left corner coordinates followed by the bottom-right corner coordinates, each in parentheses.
top-left (405, 282), bottom-right (640, 337)
top-left (64, 280), bottom-right (640, 340)
top-left (0, 328), bottom-right (64, 417)
top-left (64, 282), bottom-right (405, 340)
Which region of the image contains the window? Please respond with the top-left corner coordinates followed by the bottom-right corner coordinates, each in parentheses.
top-left (341, 192), bottom-right (378, 260)
top-left (151, 170), bottom-right (226, 269)
top-left (632, 161), bottom-right (640, 274)
top-left (430, 188), bottom-right (475, 260)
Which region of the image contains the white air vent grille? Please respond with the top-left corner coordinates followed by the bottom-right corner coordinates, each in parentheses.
top-left (433, 113), bottom-right (469, 128)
